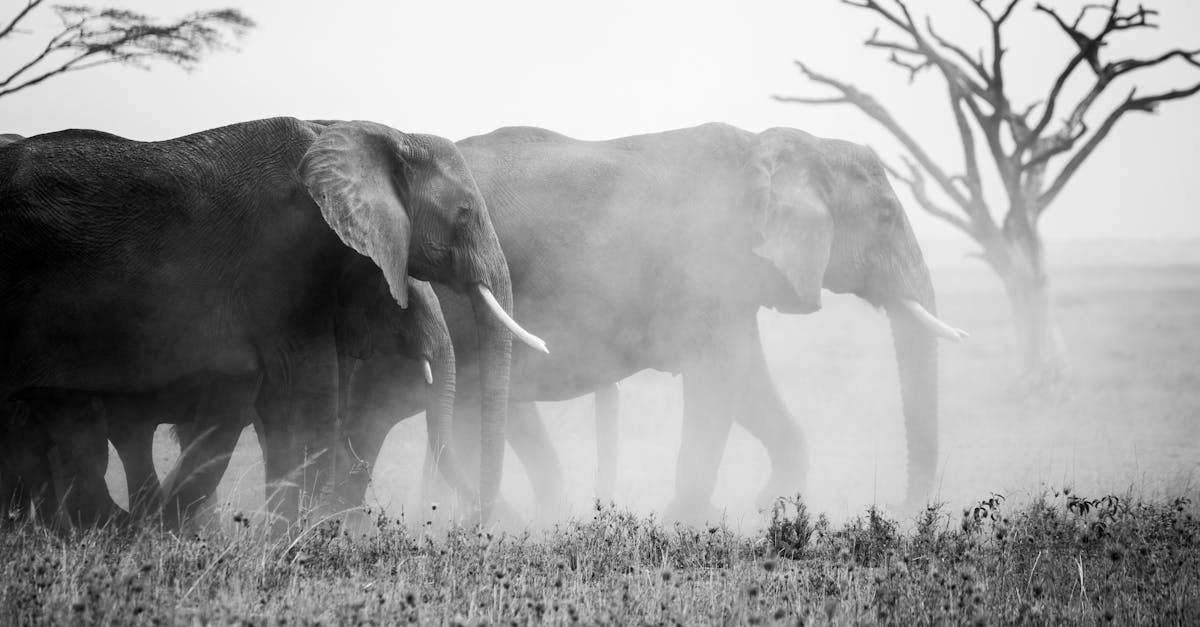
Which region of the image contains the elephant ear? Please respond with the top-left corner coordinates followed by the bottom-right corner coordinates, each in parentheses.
top-left (301, 121), bottom-right (415, 308)
top-left (748, 129), bottom-right (834, 313)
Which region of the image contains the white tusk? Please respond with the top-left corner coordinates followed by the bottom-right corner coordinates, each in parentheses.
top-left (475, 285), bottom-right (550, 354)
top-left (422, 359), bottom-right (434, 385)
top-left (900, 299), bottom-right (970, 343)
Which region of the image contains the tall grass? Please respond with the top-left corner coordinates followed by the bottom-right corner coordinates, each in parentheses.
top-left (2, 489), bottom-right (1197, 624)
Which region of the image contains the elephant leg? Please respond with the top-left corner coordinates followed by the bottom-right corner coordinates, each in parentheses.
top-left (593, 383), bottom-right (620, 502)
top-left (668, 316), bottom-right (754, 525)
top-left (507, 402), bottom-right (566, 518)
top-left (730, 321), bottom-right (809, 509)
top-left (161, 374), bottom-right (257, 528)
top-left (257, 334), bottom-right (339, 528)
top-left (106, 396), bottom-right (168, 518)
top-left (39, 397), bottom-right (124, 527)
top-left (445, 400), bottom-right (482, 511)
top-left (338, 392), bottom-right (395, 512)
top-left (0, 404), bottom-right (55, 526)
top-left (255, 380), bottom-right (297, 526)
top-left (334, 355), bottom-right (407, 513)
top-left (442, 400), bottom-right (526, 523)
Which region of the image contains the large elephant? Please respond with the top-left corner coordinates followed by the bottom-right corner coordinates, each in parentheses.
top-left (98, 271), bottom-right (471, 524)
top-left (0, 118), bottom-right (543, 526)
top-left (341, 123), bottom-right (963, 522)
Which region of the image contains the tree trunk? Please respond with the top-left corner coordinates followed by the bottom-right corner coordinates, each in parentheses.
top-left (984, 231), bottom-right (1069, 390)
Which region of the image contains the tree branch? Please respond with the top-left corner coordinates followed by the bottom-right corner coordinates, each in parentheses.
top-left (883, 156), bottom-right (976, 237)
top-left (0, 0), bottom-right (43, 42)
top-left (775, 61), bottom-right (974, 213)
top-left (1023, 0), bottom-right (1167, 154)
top-left (842, 0), bottom-right (991, 98)
top-left (946, 82), bottom-right (994, 230)
top-left (1038, 82), bottom-right (1200, 211)
top-left (772, 95), bottom-right (850, 105)
top-left (925, 15), bottom-right (990, 86)
top-left (839, 0), bottom-right (1028, 201)
top-left (968, 0), bottom-right (1021, 99)
top-left (782, 0), bottom-right (1200, 237)
top-left (0, 5), bottom-right (254, 101)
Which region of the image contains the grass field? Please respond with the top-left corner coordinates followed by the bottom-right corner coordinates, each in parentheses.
top-left (6, 239), bottom-right (1199, 623)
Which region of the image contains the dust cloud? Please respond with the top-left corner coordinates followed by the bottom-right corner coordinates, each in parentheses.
top-left (104, 240), bottom-right (1200, 529)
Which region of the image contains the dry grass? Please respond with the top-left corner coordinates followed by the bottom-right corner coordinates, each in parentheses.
top-left (2, 492), bottom-right (1198, 624)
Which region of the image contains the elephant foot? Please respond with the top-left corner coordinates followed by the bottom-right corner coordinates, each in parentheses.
top-left (664, 498), bottom-right (724, 528)
top-left (128, 492), bottom-right (164, 522)
top-left (60, 503), bottom-right (131, 531)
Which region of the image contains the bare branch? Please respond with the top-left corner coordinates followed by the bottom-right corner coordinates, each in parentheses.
top-left (1022, 2), bottom-right (1196, 159)
top-left (785, 0), bottom-right (1200, 234)
top-left (946, 83), bottom-right (989, 223)
top-left (925, 15), bottom-right (990, 85)
top-left (969, 0), bottom-right (1022, 96)
top-left (883, 156), bottom-right (976, 237)
top-left (1111, 48), bottom-right (1200, 75)
top-left (782, 61), bottom-right (974, 214)
top-left (772, 95), bottom-right (850, 105)
top-left (1036, 2), bottom-right (1106, 72)
top-left (1038, 82), bottom-right (1200, 211)
top-left (841, 0), bottom-right (992, 99)
top-left (1023, 122), bottom-right (1087, 171)
top-left (0, 0), bottom-right (43, 42)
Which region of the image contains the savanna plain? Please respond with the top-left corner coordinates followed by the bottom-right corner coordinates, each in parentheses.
top-left (3, 240), bottom-right (1199, 624)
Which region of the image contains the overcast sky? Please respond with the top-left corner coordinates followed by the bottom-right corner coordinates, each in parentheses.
top-left (1, 0), bottom-right (1197, 241)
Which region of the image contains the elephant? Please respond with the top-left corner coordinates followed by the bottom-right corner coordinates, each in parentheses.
top-left (338, 123), bottom-right (964, 522)
top-left (0, 391), bottom-right (126, 527)
top-left (95, 271), bottom-right (471, 525)
top-left (0, 117), bottom-right (545, 527)
top-left (337, 356), bottom-right (619, 518)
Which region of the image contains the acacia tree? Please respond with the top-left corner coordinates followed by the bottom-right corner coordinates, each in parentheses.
top-left (776, 0), bottom-right (1199, 387)
top-left (1, 0), bottom-right (253, 100)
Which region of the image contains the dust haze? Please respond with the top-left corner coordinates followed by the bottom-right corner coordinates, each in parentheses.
top-left (100, 234), bottom-right (1200, 528)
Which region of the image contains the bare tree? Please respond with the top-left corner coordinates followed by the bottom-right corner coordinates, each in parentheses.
top-left (1, 0), bottom-right (254, 100)
top-left (776, 0), bottom-right (1199, 388)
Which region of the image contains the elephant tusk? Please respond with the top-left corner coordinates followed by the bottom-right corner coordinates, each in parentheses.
top-left (422, 359), bottom-right (434, 385)
top-left (475, 285), bottom-right (550, 354)
top-left (900, 299), bottom-right (970, 343)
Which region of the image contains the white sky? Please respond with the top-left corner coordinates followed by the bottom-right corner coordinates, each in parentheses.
top-left (1, 0), bottom-right (1197, 240)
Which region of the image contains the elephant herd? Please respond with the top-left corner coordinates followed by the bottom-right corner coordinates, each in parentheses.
top-left (0, 117), bottom-right (965, 532)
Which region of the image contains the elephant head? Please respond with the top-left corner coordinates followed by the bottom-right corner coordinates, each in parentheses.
top-left (301, 121), bottom-right (546, 518)
top-left (747, 127), bottom-right (966, 507)
top-left (333, 271), bottom-right (474, 507)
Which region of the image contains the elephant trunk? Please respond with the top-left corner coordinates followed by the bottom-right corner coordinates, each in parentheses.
top-left (467, 266), bottom-right (514, 521)
top-left (885, 282), bottom-right (940, 510)
top-left (424, 343), bottom-right (474, 499)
